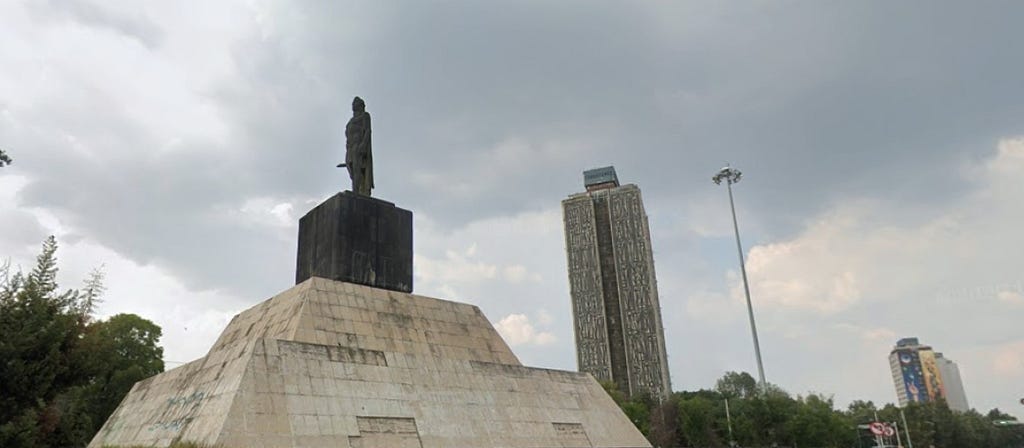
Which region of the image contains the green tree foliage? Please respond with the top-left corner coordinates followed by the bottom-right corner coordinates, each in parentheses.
top-left (602, 371), bottom-right (1022, 447)
top-left (676, 392), bottom-right (724, 447)
top-left (0, 237), bottom-right (165, 447)
top-left (600, 381), bottom-right (651, 436)
top-left (988, 408), bottom-right (1019, 422)
top-left (845, 399), bottom-right (878, 423)
top-left (0, 237), bottom-right (85, 446)
top-left (785, 394), bottom-right (850, 447)
top-left (649, 398), bottom-right (681, 448)
top-left (0, 148), bottom-right (11, 167)
top-left (715, 371), bottom-right (758, 399)
top-left (79, 313), bottom-right (165, 423)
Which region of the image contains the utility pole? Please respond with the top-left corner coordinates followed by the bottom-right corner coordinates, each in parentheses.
top-left (894, 420), bottom-right (904, 447)
top-left (725, 398), bottom-right (736, 447)
top-left (713, 165), bottom-right (767, 390)
top-left (900, 407), bottom-right (914, 448)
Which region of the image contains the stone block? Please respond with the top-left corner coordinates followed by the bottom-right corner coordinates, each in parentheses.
top-left (296, 192), bottom-right (412, 292)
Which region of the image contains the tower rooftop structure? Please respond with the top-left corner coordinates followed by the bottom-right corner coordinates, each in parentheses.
top-left (583, 166), bottom-right (620, 191)
top-left (896, 337), bottom-right (922, 347)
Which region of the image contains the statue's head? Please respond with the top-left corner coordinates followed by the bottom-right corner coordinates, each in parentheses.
top-left (352, 96), bottom-right (365, 113)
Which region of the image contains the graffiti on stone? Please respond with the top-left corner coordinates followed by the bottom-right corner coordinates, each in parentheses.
top-left (166, 391), bottom-right (205, 408)
top-left (146, 391), bottom-right (207, 433)
top-left (148, 416), bottom-right (194, 432)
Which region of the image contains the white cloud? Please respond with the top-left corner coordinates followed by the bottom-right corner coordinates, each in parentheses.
top-left (710, 138), bottom-right (1024, 416)
top-left (233, 196), bottom-right (301, 229)
top-left (410, 137), bottom-right (594, 202)
top-left (412, 209), bottom-right (559, 304)
top-left (736, 139), bottom-right (1024, 317)
top-left (991, 341), bottom-right (1024, 378)
top-left (745, 236), bottom-right (864, 314)
top-left (414, 247), bottom-right (498, 300)
top-left (996, 289), bottom-right (1023, 305)
top-left (685, 287), bottom-right (744, 324)
top-left (833, 323), bottom-right (898, 343)
top-left (502, 264), bottom-right (537, 283)
top-left (494, 313), bottom-right (556, 347)
top-left (536, 309), bottom-right (554, 325)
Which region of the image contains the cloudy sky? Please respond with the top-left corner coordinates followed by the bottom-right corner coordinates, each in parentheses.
top-left (2, 1), bottom-right (1022, 417)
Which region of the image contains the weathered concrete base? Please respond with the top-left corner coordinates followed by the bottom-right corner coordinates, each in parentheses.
top-left (89, 278), bottom-right (651, 448)
top-left (295, 192), bottom-right (413, 292)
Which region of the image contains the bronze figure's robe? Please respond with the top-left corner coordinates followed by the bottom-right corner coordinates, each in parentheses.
top-left (345, 98), bottom-right (373, 196)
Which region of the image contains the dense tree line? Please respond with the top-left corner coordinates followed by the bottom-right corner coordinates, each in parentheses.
top-left (606, 371), bottom-right (1023, 448)
top-left (1, 237), bottom-right (165, 447)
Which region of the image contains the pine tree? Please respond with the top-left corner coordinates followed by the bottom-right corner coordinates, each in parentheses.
top-left (0, 237), bottom-right (165, 447)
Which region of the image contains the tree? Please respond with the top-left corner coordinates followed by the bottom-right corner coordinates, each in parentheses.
top-left (599, 381), bottom-right (651, 436)
top-left (0, 237), bottom-right (165, 447)
top-left (78, 313), bottom-right (164, 423)
top-left (715, 371), bottom-right (759, 399)
top-left (601, 371), bottom-right (1023, 448)
top-left (743, 386), bottom-right (798, 445)
top-left (845, 399), bottom-right (878, 423)
top-left (677, 392), bottom-right (724, 447)
top-left (0, 237), bottom-right (88, 446)
top-left (0, 148), bottom-right (11, 167)
top-left (648, 395), bottom-right (681, 448)
top-left (986, 408), bottom-right (1018, 422)
top-left (785, 394), bottom-right (853, 447)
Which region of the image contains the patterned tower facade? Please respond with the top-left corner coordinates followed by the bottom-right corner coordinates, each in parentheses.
top-left (562, 166), bottom-right (672, 399)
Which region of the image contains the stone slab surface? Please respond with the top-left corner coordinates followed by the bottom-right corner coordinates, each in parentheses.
top-left (296, 192), bottom-right (413, 292)
top-left (90, 278), bottom-right (651, 448)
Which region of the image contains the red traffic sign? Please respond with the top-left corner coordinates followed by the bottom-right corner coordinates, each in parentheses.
top-left (883, 425), bottom-right (896, 437)
top-left (869, 422), bottom-right (886, 436)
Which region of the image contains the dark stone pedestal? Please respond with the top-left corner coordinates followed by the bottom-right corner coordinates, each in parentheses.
top-left (296, 192), bottom-right (413, 292)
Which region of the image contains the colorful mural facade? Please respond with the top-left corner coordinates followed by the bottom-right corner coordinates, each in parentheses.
top-left (898, 350), bottom-right (927, 403)
top-left (919, 349), bottom-right (947, 402)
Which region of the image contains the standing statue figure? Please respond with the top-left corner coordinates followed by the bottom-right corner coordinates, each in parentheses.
top-left (342, 96), bottom-right (373, 196)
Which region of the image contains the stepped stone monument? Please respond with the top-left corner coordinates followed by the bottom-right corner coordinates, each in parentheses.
top-left (88, 98), bottom-right (650, 448)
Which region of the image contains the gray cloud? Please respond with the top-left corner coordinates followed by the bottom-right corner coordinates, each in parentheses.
top-left (16, 1), bottom-right (1024, 287)
top-left (0, 208), bottom-right (46, 263)
top-left (35, 0), bottom-right (164, 48)
top-left (2, 0), bottom-right (1023, 418)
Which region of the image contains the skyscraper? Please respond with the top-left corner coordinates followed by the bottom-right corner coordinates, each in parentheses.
top-left (935, 352), bottom-right (970, 412)
top-left (889, 337), bottom-right (969, 412)
top-left (562, 166), bottom-right (672, 399)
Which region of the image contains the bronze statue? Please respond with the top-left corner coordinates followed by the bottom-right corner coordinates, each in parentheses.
top-left (339, 96), bottom-right (373, 196)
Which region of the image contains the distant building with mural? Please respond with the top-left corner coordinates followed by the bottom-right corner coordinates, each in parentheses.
top-left (561, 166), bottom-right (672, 400)
top-left (889, 337), bottom-right (969, 412)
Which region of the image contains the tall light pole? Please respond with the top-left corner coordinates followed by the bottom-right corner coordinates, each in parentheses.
top-left (712, 165), bottom-right (767, 391)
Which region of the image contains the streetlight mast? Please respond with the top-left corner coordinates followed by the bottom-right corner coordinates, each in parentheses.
top-left (712, 165), bottom-right (767, 391)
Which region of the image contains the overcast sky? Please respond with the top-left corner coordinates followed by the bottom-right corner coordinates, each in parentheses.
top-left (2, 1), bottom-right (1022, 418)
